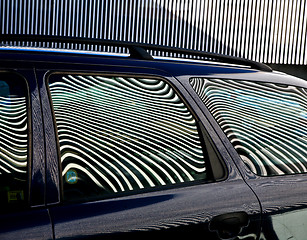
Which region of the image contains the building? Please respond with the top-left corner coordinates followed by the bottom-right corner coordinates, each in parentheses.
top-left (1, 0), bottom-right (306, 78)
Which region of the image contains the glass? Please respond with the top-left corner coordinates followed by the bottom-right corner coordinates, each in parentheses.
top-left (0, 74), bottom-right (28, 211)
top-left (191, 78), bottom-right (307, 176)
top-left (49, 75), bottom-right (207, 201)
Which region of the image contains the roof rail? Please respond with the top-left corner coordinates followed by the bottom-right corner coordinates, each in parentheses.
top-left (0, 34), bottom-right (272, 72)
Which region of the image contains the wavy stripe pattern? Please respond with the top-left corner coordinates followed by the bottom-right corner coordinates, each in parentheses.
top-left (49, 75), bottom-right (206, 196)
top-left (0, 88), bottom-right (28, 179)
top-left (191, 78), bottom-right (307, 176)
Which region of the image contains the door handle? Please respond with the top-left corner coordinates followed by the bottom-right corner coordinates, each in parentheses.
top-left (209, 211), bottom-right (249, 240)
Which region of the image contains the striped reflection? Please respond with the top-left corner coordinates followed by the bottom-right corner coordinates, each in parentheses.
top-left (0, 94), bottom-right (28, 178)
top-left (191, 78), bottom-right (307, 176)
top-left (2, 0), bottom-right (307, 65)
top-left (49, 75), bottom-right (206, 195)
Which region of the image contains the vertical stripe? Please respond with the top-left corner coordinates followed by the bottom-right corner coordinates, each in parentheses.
top-left (300, 0), bottom-right (307, 65)
top-left (177, 0), bottom-right (184, 49)
top-left (263, 0), bottom-right (271, 63)
top-left (292, 0), bottom-right (300, 65)
top-left (302, 0), bottom-right (307, 64)
top-left (216, 0), bottom-right (224, 53)
top-left (236, 0), bottom-right (244, 58)
top-left (130, 0), bottom-right (136, 42)
top-left (197, 0), bottom-right (204, 51)
top-left (0, 0), bottom-right (306, 64)
top-left (257, 0), bottom-right (265, 62)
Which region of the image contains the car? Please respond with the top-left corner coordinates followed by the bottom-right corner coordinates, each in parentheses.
top-left (0, 34), bottom-right (306, 240)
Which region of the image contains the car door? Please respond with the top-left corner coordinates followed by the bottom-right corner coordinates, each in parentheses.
top-left (188, 74), bottom-right (307, 240)
top-left (38, 65), bottom-right (262, 240)
top-left (0, 70), bottom-right (53, 240)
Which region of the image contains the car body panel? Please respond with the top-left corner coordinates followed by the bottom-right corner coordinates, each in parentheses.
top-left (36, 65), bottom-right (262, 239)
top-left (49, 177), bottom-right (260, 239)
top-left (0, 70), bottom-right (53, 239)
top-left (0, 208), bottom-right (53, 240)
top-left (180, 73), bottom-right (307, 239)
top-left (0, 47), bottom-right (305, 239)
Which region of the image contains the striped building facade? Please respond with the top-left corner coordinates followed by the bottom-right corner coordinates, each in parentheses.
top-left (1, 0), bottom-right (307, 65)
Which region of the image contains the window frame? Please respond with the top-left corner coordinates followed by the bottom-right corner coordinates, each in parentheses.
top-left (46, 71), bottom-right (227, 203)
top-left (0, 71), bottom-right (32, 213)
top-left (189, 76), bottom-right (307, 178)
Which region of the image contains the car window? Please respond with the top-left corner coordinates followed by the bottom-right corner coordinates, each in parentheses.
top-left (0, 73), bottom-right (29, 212)
top-left (48, 74), bottom-right (209, 201)
top-left (190, 78), bottom-right (307, 176)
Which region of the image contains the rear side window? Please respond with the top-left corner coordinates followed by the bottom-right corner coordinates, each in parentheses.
top-left (190, 78), bottom-right (307, 176)
top-left (0, 73), bottom-right (29, 211)
top-left (48, 75), bottom-right (208, 201)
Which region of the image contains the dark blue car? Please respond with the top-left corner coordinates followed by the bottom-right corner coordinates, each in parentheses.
top-left (0, 35), bottom-right (306, 240)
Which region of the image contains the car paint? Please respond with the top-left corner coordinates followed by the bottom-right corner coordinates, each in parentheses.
top-left (0, 48), bottom-right (306, 239)
top-left (182, 73), bottom-right (307, 240)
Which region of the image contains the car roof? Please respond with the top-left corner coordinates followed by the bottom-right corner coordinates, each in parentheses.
top-left (0, 36), bottom-right (306, 88)
top-left (0, 34), bottom-right (272, 70)
top-left (0, 45), bottom-right (262, 74)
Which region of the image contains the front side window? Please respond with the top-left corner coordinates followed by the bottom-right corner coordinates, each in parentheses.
top-left (190, 78), bottom-right (307, 176)
top-left (0, 73), bottom-right (29, 211)
top-left (49, 75), bottom-right (208, 201)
